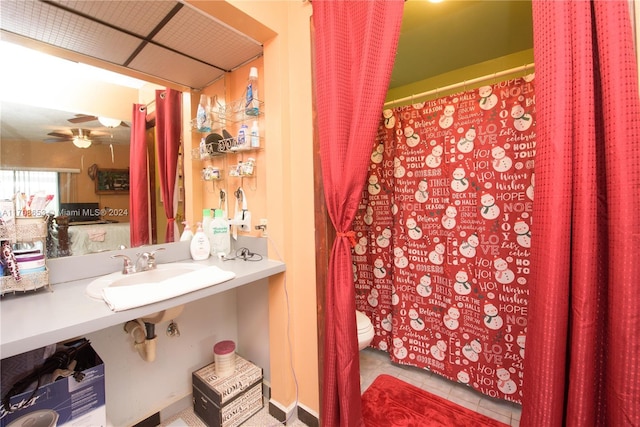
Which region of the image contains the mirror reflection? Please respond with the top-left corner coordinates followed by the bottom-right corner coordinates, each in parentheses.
top-left (0, 42), bottom-right (182, 258)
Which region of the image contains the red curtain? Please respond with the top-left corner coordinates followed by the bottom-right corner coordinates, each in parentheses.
top-left (312, 1), bottom-right (404, 425)
top-left (154, 89), bottom-right (182, 243)
top-left (522, 1), bottom-right (640, 425)
top-left (129, 103), bottom-right (149, 247)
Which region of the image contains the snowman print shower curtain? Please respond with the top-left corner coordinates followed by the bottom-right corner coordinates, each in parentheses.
top-left (353, 75), bottom-right (536, 404)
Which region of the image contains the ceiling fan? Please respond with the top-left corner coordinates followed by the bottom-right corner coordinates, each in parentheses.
top-left (68, 114), bottom-right (129, 128)
top-left (44, 128), bottom-right (106, 148)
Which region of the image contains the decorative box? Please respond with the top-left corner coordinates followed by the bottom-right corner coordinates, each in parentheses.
top-left (192, 355), bottom-right (263, 427)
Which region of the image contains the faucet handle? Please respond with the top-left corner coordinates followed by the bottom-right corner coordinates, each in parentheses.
top-left (112, 254), bottom-right (135, 274)
top-left (149, 247), bottom-right (165, 257)
top-left (146, 247), bottom-right (165, 269)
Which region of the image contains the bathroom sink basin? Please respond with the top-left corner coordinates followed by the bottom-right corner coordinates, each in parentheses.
top-left (86, 262), bottom-right (207, 300)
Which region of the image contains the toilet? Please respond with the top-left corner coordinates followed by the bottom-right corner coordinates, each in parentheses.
top-left (356, 310), bottom-right (374, 350)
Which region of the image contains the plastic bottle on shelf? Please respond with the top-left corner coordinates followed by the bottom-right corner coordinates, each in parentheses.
top-left (196, 94), bottom-right (211, 132)
top-left (244, 158), bottom-right (255, 176)
top-left (199, 137), bottom-right (207, 159)
top-left (210, 209), bottom-right (231, 256)
top-left (245, 67), bottom-right (259, 116)
top-left (190, 222), bottom-right (210, 260)
top-left (236, 123), bottom-right (248, 150)
top-left (250, 121), bottom-right (260, 148)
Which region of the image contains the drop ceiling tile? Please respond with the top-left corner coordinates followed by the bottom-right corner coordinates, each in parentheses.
top-left (1, 0), bottom-right (140, 64)
top-left (55, 0), bottom-right (178, 38)
top-left (153, 6), bottom-right (262, 71)
top-left (128, 43), bottom-right (224, 89)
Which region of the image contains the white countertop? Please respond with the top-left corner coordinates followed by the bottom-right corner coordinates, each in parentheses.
top-left (0, 244), bottom-right (285, 359)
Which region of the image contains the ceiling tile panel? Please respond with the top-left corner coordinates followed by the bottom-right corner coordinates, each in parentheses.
top-left (128, 43), bottom-right (224, 89)
top-left (1, 0), bottom-right (141, 64)
top-left (55, 0), bottom-right (178, 37)
top-left (153, 6), bottom-right (263, 71)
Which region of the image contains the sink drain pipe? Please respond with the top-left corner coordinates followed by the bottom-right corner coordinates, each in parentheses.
top-left (124, 319), bottom-right (157, 362)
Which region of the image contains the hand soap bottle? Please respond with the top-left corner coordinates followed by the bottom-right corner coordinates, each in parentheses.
top-left (190, 222), bottom-right (211, 260)
top-left (180, 221), bottom-right (193, 242)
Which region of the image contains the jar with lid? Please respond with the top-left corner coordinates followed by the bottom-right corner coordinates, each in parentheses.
top-left (243, 158), bottom-right (255, 176)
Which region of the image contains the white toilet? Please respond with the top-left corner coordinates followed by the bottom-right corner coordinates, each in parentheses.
top-left (356, 310), bottom-right (374, 351)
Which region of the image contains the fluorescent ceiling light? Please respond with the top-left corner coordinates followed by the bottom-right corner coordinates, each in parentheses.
top-left (0, 41), bottom-right (146, 89)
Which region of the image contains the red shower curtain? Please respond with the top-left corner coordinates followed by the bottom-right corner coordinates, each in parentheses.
top-left (129, 103), bottom-right (149, 247)
top-left (522, 1), bottom-right (640, 425)
top-left (312, 1), bottom-right (404, 425)
top-left (154, 89), bottom-right (182, 243)
top-left (354, 75), bottom-right (536, 405)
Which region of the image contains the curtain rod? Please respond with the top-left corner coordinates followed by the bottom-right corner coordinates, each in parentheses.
top-left (384, 63), bottom-right (535, 107)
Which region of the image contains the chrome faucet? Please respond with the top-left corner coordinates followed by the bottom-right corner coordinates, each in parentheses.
top-left (112, 248), bottom-right (165, 275)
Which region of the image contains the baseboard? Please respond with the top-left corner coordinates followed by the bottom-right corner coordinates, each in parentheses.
top-left (159, 394), bottom-right (192, 422)
top-left (268, 398), bottom-right (319, 426)
top-left (131, 412), bottom-right (160, 427)
top-left (268, 398), bottom-right (298, 425)
top-left (297, 402), bottom-right (319, 427)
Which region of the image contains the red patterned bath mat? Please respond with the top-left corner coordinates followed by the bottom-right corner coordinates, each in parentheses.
top-left (362, 374), bottom-right (509, 427)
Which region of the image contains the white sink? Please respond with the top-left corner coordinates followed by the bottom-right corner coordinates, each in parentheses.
top-left (86, 262), bottom-right (207, 300)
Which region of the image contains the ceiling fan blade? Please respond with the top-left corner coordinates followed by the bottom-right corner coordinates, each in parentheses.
top-left (68, 114), bottom-right (98, 124)
top-left (87, 130), bottom-right (109, 137)
top-left (47, 131), bottom-right (72, 138)
top-left (43, 138), bottom-right (69, 143)
top-left (120, 122), bottom-right (130, 128)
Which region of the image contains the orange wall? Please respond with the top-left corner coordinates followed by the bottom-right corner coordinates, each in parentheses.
top-left (186, 0), bottom-right (319, 416)
top-left (1, 139), bottom-right (130, 222)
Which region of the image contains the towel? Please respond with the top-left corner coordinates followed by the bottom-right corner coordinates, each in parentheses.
top-left (87, 228), bottom-right (106, 242)
top-left (101, 266), bottom-right (236, 312)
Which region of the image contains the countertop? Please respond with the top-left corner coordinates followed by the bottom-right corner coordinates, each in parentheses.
top-left (0, 239), bottom-right (285, 359)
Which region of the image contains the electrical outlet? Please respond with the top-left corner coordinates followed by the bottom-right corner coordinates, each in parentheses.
top-left (255, 218), bottom-right (268, 237)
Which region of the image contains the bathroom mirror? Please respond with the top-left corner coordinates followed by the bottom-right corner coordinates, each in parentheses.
top-left (0, 0), bottom-right (264, 259)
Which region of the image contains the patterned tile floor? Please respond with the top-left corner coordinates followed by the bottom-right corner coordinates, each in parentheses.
top-left (360, 348), bottom-right (522, 426)
top-left (161, 348), bottom-right (522, 426)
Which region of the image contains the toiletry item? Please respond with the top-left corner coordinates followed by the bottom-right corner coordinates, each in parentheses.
top-left (1, 240), bottom-right (20, 281)
top-left (180, 221), bottom-right (193, 241)
top-left (245, 67), bottom-right (259, 116)
top-left (243, 158), bottom-right (255, 176)
top-left (236, 123), bottom-right (248, 149)
top-left (213, 340), bottom-right (236, 378)
top-left (190, 222), bottom-right (210, 260)
top-left (250, 121), bottom-right (260, 148)
top-left (202, 208), bottom-right (213, 246)
top-left (196, 95), bottom-right (211, 132)
top-left (199, 137), bottom-right (207, 160)
top-left (210, 209), bottom-right (230, 256)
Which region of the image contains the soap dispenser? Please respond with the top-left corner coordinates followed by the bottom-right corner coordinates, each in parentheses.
top-left (190, 222), bottom-right (210, 260)
top-left (180, 221), bottom-right (193, 242)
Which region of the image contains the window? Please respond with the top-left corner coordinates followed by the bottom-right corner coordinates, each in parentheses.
top-left (0, 170), bottom-right (60, 216)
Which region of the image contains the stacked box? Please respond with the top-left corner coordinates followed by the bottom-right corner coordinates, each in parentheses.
top-left (192, 355), bottom-right (263, 427)
top-left (0, 341), bottom-right (105, 427)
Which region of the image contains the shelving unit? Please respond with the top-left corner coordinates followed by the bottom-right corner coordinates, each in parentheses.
top-left (191, 98), bottom-right (264, 185)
